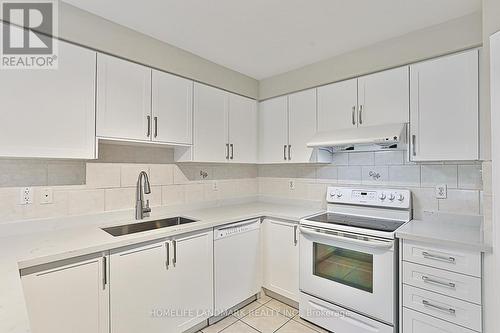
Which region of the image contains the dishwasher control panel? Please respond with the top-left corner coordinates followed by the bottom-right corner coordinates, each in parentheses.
top-left (214, 219), bottom-right (260, 240)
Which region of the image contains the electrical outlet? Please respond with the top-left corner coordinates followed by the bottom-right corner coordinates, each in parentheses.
top-left (19, 187), bottom-right (33, 205)
top-left (435, 184), bottom-right (447, 199)
top-left (289, 179), bottom-right (295, 190)
top-left (212, 181), bottom-right (218, 191)
top-left (40, 188), bottom-right (53, 204)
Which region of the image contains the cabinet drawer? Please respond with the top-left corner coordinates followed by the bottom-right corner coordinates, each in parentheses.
top-left (403, 262), bottom-right (481, 304)
top-left (403, 308), bottom-right (476, 333)
top-left (403, 240), bottom-right (481, 277)
top-left (403, 285), bottom-right (481, 332)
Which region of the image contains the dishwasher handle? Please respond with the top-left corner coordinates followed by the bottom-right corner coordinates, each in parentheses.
top-left (214, 219), bottom-right (260, 240)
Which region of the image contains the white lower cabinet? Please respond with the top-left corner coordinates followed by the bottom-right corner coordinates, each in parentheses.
top-left (21, 254), bottom-right (109, 333)
top-left (403, 308), bottom-right (476, 333)
top-left (262, 219), bottom-right (299, 301)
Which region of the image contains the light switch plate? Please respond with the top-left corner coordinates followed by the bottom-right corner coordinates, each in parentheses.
top-left (19, 187), bottom-right (33, 205)
top-left (212, 181), bottom-right (218, 191)
top-left (435, 184), bottom-right (447, 199)
top-left (40, 188), bottom-right (53, 204)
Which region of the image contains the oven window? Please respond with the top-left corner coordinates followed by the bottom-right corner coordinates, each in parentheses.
top-left (313, 243), bottom-right (373, 293)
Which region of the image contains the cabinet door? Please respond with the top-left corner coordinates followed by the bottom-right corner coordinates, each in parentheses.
top-left (403, 308), bottom-right (476, 333)
top-left (170, 230), bottom-right (213, 332)
top-left (288, 89), bottom-right (317, 163)
top-left (228, 94), bottom-right (258, 163)
top-left (193, 83), bottom-right (228, 162)
top-left (97, 53), bottom-right (152, 141)
top-left (258, 96), bottom-right (288, 163)
top-left (110, 240), bottom-right (174, 333)
top-left (410, 50), bottom-right (479, 161)
top-left (358, 66), bottom-right (409, 126)
top-left (0, 38), bottom-right (96, 159)
top-left (317, 78), bottom-right (358, 132)
top-left (152, 70), bottom-right (193, 144)
top-left (262, 219), bottom-right (299, 301)
top-left (21, 254), bottom-right (108, 333)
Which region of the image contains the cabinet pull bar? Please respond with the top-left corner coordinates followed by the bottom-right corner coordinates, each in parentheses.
top-left (358, 105), bottom-right (363, 124)
top-left (284, 145), bottom-right (287, 161)
top-left (422, 276), bottom-right (456, 289)
top-left (154, 116), bottom-right (158, 138)
top-left (172, 240), bottom-right (177, 266)
top-left (288, 145), bottom-right (291, 161)
top-left (422, 300), bottom-right (456, 315)
top-left (226, 144), bottom-right (230, 160)
top-left (146, 115), bottom-right (151, 137)
top-left (102, 256), bottom-right (107, 289)
top-left (422, 251), bottom-right (456, 263)
top-left (293, 225), bottom-right (298, 246)
top-left (352, 106), bottom-right (356, 125)
top-left (165, 242), bottom-right (170, 269)
top-left (230, 144), bottom-right (234, 160)
top-left (412, 135), bottom-right (416, 156)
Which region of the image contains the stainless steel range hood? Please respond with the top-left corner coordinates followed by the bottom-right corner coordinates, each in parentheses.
top-left (307, 123), bottom-right (406, 150)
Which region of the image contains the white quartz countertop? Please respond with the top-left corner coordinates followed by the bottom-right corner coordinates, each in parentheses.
top-left (0, 201), bottom-right (322, 333)
top-left (396, 211), bottom-right (492, 253)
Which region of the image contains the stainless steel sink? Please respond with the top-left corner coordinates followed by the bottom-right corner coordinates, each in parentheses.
top-left (102, 217), bottom-right (198, 237)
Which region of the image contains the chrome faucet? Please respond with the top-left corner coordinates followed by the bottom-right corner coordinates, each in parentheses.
top-left (135, 171), bottom-right (151, 220)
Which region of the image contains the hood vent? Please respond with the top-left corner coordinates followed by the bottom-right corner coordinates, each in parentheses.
top-left (307, 123), bottom-right (407, 152)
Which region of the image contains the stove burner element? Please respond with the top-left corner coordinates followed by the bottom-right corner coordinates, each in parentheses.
top-left (306, 213), bottom-right (405, 233)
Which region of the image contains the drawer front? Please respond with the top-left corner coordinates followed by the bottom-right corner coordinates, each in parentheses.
top-left (403, 240), bottom-right (481, 277)
top-left (299, 292), bottom-right (394, 333)
top-left (403, 262), bottom-right (481, 304)
top-left (403, 285), bottom-right (481, 332)
top-left (403, 308), bottom-right (476, 333)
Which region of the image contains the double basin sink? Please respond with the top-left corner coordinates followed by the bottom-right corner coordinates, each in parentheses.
top-left (102, 216), bottom-right (198, 237)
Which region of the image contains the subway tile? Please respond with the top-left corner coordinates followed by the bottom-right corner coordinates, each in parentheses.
top-left (458, 165), bottom-right (482, 190)
top-left (374, 151), bottom-right (405, 165)
top-left (411, 187), bottom-right (438, 218)
top-left (259, 178), bottom-right (289, 197)
top-left (150, 164), bottom-right (174, 186)
top-left (105, 188), bottom-right (135, 211)
top-left (421, 165), bottom-right (458, 188)
top-left (307, 183), bottom-right (328, 202)
top-left (348, 152), bottom-right (374, 166)
top-left (438, 189), bottom-right (480, 215)
top-left (338, 166), bottom-right (362, 184)
top-left (97, 143), bottom-right (175, 164)
top-left (0, 160), bottom-right (47, 187)
top-left (173, 165), bottom-right (190, 184)
top-left (23, 188), bottom-right (69, 220)
top-left (330, 153), bottom-right (349, 166)
top-left (184, 183), bottom-right (205, 203)
top-left (47, 161), bottom-right (85, 186)
top-left (67, 189), bottom-right (105, 216)
top-left (316, 166), bottom-right (338, 180)
top-left (146, 186), bottom-right (162, 207)
top-left (0, 188), bottom-right (24, 222)
top-left (162, 185), bottom-right (185, 206)
top-left (482, 161), bottom-right (492, 195)
top-left (86, 163), bottom-right (121, 188)
top-left (214, 165), bottom-right (258, 179)
top-left (289, 180), bottom-right (308, 200)
top-left (121, 164), bottom-right (150, 187)
top-left (258, 165), bottom-right (297, 179)
top-left (388, 165), bottom-right (420, 187)
top-left (361, 166), bottom-right (388, 185)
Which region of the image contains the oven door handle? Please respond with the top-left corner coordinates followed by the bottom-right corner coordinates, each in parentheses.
top-left (299, 227), bottom-right (394, 249)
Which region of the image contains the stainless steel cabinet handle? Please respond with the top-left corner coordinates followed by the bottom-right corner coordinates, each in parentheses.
top-left (422, 251), bottom-right (456, 263)
top-left (102, 256), bottom-right (107, 289)
top-left (166, 242), bottom-right (170, 269)
top-left (288, 145), bottom-right (291, 161)
top-left (146, 115), bottom-right (151, 137)
top-left (172, 240), bottom-right (177, 266)
top-left (358, 105), bottom-right (363, 125)
top-left (284, 145), bottom-right (287, 161)
top-left (351, 106), bottom-right (356, 125)
top-left (226, 143), bottom-right (230, 160)
top-left (422, 300), bottom-right (456, 315)
top-left (154, 116), bottom-right (158, 138)
top-left (293, 225), bottom-right (298, 246)
top-left (412, 135), bottom-right (416, 156)
top-left (422, 276), bottom-right (456, 289)
top-left (230, 144), bottom-right (234, 160)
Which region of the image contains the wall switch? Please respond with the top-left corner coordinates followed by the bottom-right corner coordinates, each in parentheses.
top-left (212, 181), bottom-right (218, 191)
top-left (435, 184), bottom-right (447, 199)
top-left (20, 187), bottom-right (33, 205)
top-left (40, 188), bottom-right (53, 204)
top-left (289, 179), bottom-right (295, 190)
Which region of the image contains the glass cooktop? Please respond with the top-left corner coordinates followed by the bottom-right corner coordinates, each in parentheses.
top-left (306, 213), bottom-right (405, 233)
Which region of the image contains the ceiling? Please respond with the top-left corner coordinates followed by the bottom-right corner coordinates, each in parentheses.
top-left (62, 0), bottom-right (481, 80)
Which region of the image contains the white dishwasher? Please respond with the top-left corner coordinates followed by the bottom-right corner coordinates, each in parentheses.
top-left (214, 219), bottom-right (262, 314)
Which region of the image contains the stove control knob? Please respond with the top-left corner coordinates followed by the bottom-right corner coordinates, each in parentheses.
top-left (379, 192), bottom-right (386, 201)
top-left (336, 191), bottom-right (343, 198)
top-left (388, 193), bottom-right (396, 201)
top-left (397, 194), bottom-right (405, 202)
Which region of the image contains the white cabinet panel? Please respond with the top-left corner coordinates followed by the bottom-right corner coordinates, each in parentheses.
top-left (152, 70), bottom-right (193, 144)
top-left (410, 50), bottom-right (479, 161)
top-left (258, 96), bottom-right (288, 163)
top-left (403, 308), bottom-right (476, 333)
top-left (358, 66), bottom-right (409, 126)
top-left (263, 219), bottom-right (299, 301)
top-left (288, 89), bottom-right (317, 163)
top-left (228, 94), bottom-right (257, 163)
top-left (97, 53), bottom-right (152, 141)
top-left (0, 38), bottom-right (96, 159)
top-left (193, 83), bottom-right (228, 162)
top-left (22, 254), bottom-right (108, 333)
top-left (317, 78), bottom-right (358, 132)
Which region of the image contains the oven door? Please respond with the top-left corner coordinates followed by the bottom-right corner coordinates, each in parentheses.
top-left (299, 226), bottom-right (396, 325)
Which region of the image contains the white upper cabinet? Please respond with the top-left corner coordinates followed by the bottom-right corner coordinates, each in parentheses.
top-left (317, 78), bottom-right (358, 132)
top-left (193, 83), bottom-right (228, 162)
top-left (358, 66), bottom-right (409, 126)
top-left (259, 96), bottom-right (288, 163)
top-left (97, 54), bottom-right (152, 141)
top-left (410, 50), bottom-right (479, 161)
top-left (288, 89), bottom-right (318, 163)
top-left (228, 94), bottom-right (258, 163)
top-left (0, 38), bottom-right (96, 159)
top-left (152, 70), bottom-right (193, 145)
